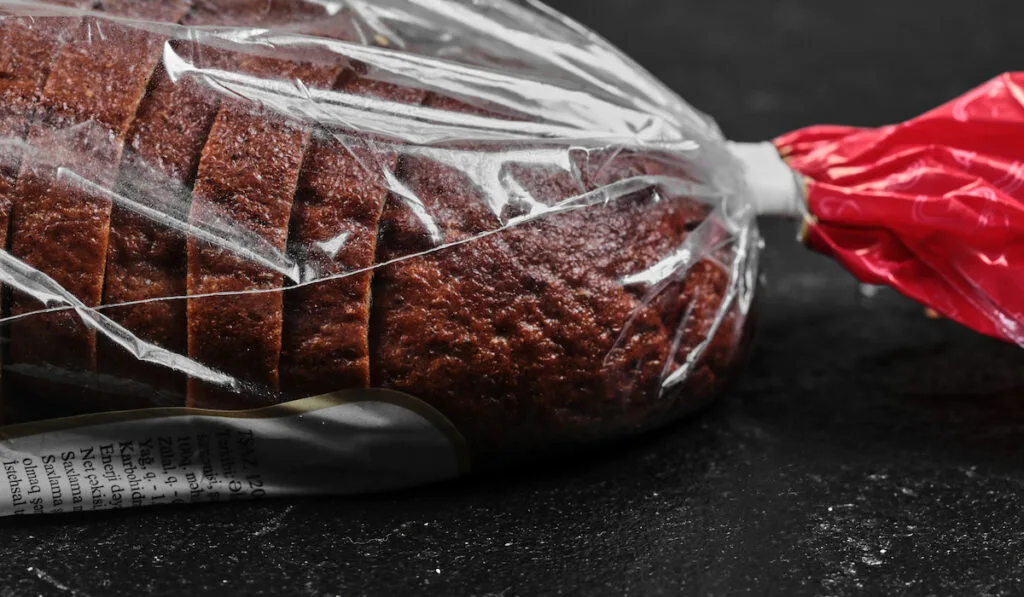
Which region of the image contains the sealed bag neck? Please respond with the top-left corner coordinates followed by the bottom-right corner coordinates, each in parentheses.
top-left (728, 141), bottom-right (806, 218)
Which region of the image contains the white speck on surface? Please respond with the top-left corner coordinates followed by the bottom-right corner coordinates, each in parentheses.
top-left (29, 566), bottom-right (89, 597)
top-left (252, 505), bottom-right (295, 538)
top-left (858, 284), bottom-right (882, 298)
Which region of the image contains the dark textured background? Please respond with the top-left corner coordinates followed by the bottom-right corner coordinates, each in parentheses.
top-left (4, 1), bottom-right (1024, 595)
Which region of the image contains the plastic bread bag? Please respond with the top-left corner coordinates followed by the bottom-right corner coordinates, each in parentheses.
top-left (0, 0), bottom-right (1018, 518)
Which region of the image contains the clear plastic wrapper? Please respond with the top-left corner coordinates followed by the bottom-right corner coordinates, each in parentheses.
top-left (0, 0), bottom-right (758, 514)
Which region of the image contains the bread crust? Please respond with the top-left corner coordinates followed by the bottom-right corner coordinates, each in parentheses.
top-left (370, 94), bottom-right (734, 455)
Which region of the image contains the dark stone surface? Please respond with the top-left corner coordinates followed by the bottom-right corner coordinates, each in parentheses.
top-left (4, 1), bottom-right (1024, 595)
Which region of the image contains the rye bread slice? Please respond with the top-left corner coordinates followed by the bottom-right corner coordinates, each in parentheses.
top-left (0, 10), bottom-right (87, 292)
top-left (6, 5), bottom-right (188, 415)
top-left (185, 53), bottom-right (351, 409)
top-left (0, 9), bottom-right (90, 423)
top-left (279, 73), bottom-right (426, 399)
top-left (97, 5), bottom-right (280, 408)
top-left (99, 1), bottom-right (356, 408)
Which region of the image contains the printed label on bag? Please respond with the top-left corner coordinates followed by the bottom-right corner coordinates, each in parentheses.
top-left (0, 390), bottom-right (468, 517)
